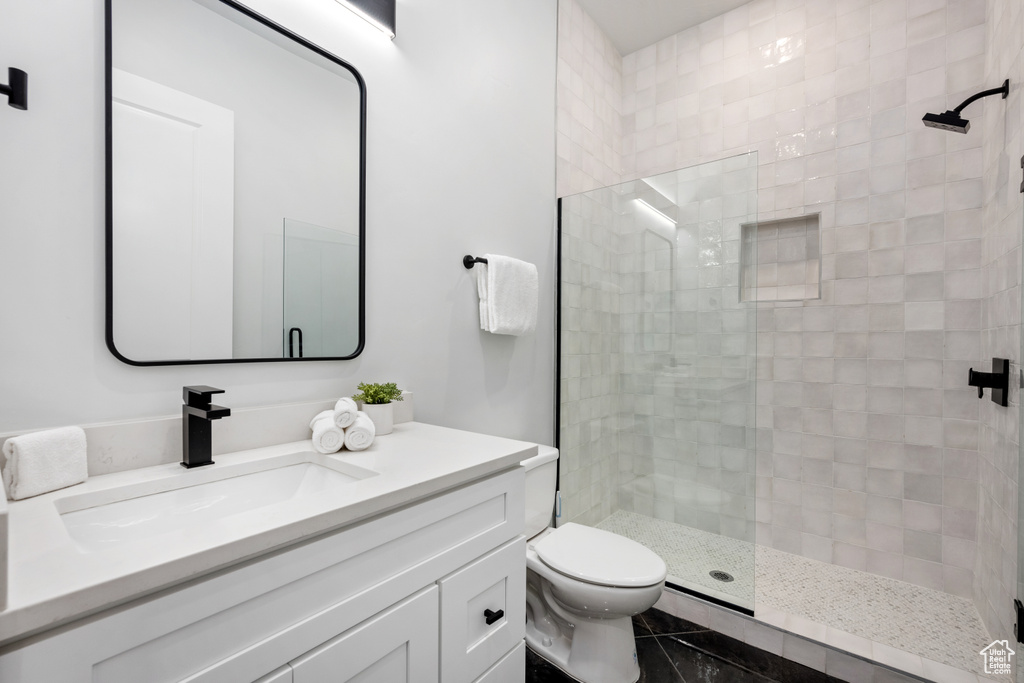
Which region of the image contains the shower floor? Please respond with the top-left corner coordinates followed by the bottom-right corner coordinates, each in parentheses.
top-left (596, 509), bottom-right (756, 608)
top-left (597, 510), bottom-right (1002, 681)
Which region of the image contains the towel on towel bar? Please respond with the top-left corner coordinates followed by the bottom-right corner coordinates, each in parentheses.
top-left (475, 254), bottom-right (538, 336)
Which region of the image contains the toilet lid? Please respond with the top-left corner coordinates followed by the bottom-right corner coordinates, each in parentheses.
top-left (534, 523), bottom-right (667, 588)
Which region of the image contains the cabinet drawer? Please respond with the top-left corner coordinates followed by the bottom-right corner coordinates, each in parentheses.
top-left (439, 538), bottom-right (525, 683)
top-left (475, 641), bottom-right (525, 683)
top-left (290, 586), bottom-right (438, 683)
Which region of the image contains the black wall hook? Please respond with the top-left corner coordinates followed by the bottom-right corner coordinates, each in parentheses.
top-left (968, 358), bottom-right (1010, 407)
top-left (0, 68), bottom-right (27, 110)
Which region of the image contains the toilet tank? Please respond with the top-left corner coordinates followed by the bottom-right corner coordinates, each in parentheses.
top-left (521, 445), bottom-right (558, 537)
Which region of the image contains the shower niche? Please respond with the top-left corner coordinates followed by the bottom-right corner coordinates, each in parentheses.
top-left (739, 213), bottom-right (820, 303)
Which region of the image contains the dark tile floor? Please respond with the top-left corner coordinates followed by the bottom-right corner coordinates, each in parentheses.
top-left (525, 607), bottom-right (850, 683)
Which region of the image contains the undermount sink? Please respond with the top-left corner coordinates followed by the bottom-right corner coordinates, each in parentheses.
top-left (57, 452), bottom-right (378, 552)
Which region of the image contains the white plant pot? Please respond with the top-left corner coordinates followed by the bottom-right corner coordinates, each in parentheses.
top-left (361, 402), bottom-right (394, 436)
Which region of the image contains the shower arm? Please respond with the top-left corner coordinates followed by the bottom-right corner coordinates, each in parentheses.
top-left (951, 79), bottom-right (1009, 114)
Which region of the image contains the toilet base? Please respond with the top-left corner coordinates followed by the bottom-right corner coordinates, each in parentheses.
top-left (525, 607), bottom-right (640, 683)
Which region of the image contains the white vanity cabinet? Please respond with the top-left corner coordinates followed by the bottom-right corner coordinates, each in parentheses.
top-left (0, 468), bottom-right (526, 683)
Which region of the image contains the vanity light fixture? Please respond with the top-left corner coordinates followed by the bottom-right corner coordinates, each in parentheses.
top-left (336, 0), bottom-right (396, 39)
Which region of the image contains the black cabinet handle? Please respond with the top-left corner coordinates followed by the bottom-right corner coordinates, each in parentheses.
top-left (484, 608), bottom-right (504, 625)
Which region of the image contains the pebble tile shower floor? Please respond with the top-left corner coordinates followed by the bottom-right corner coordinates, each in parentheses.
top-left (597, 510), bottom-right (1001, 680)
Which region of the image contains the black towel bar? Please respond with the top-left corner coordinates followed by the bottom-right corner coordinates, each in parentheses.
top-left (463, 255), bottom-right (488, 269)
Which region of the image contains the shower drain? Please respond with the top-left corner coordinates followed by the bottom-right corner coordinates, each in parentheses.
top-left (709, 570), bottom-right (734, 582)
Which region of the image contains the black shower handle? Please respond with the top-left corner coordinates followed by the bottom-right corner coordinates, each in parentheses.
top-left (968, 369), bottom-right (984, 398)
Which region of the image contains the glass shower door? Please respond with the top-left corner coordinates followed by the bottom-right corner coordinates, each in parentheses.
top-left (559, 153), bottom-right (758, 612)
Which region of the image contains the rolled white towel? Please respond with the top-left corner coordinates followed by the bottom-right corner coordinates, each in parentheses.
top-left (333, 397), bottom-right (358, 429)
top-left (2, 426), bottom-right (88, 501)
top-left (309, 410), bottom-right (334, 430)
top-left (311, 419), bottom-right (344, 454)
top-left (343, 411), bottom-right (376, 452)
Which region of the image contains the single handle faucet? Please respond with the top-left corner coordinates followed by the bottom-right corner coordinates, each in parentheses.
top-left (182, 385), bottom-right (231, 468)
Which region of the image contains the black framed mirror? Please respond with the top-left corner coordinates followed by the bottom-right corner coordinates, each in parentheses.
top-left (105, 0), bottom-right (365, 365)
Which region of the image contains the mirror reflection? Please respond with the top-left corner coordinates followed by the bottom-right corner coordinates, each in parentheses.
top-left (107, 0), bottom-right (365, 364)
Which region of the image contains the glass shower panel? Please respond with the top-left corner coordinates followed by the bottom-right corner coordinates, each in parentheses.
top-left (282, 219), bottom-right (359, 358)
top-left (559, 153), bottom-right (758, 612)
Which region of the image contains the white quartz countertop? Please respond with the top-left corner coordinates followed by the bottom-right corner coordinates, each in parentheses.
top-left (0, 422), bottom-right (536, 647)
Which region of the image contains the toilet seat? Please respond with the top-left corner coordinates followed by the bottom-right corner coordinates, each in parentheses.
top-left (533, 523), bottom-right (666, 588)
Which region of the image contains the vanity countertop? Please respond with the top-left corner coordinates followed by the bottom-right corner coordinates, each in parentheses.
top-left (0, 421), bottom-right (536, 647)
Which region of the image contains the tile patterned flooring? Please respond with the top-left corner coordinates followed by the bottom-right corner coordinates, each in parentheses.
top-left (526, 607), bottom-right (902, 683)
top-left (596, 510), bottom-right (1001, 680)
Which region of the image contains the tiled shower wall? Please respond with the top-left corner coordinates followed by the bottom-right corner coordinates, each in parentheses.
top-left (557, 0), bottom-right (1001, 603)
top-left (978, 0), bottom-right (1023, 644)
top-left (556, 0), bottom-right (622, 198)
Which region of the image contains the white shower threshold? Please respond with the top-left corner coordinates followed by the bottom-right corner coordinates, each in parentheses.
top-left (597, 510), bottom-right (1007, 683)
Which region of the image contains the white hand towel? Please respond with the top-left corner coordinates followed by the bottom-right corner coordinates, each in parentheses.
top-left (311, 419), bottom-right (344, 454)
top-left (477, 254), bottom-right (538, 336)
top-left (309, 410), bottom-right (334, 430)
top-left (475, 263), bottom-right (490, 331)
top-left (333, 397), bottom-right (359, 429)
top-left (2, 426), bottom-right (88, 501)
top-left (343, 411), bottom-right (376, 452)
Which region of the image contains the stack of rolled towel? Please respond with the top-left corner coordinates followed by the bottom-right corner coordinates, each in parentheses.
top-left (309, 397), bottom-right (376, 454)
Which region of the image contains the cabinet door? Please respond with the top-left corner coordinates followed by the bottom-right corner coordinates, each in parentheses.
top-left (439, 538), bottom-right (525, 683)
top-left (474, 642), bottom-right (525, 683)
top-left (290, 587), bottom-right (438, 683)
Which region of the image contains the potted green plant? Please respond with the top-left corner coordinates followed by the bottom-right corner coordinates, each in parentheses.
top-left (352, 382), bottom-right (403, 435)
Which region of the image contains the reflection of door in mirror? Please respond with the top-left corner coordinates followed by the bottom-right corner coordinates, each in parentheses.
top-left (111, 69), bottom-right (235, 360)
top-left (283, 220), bottom-right (360, 359)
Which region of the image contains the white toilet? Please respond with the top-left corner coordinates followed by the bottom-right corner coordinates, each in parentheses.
top-left (522, 446), bottom-right (667, 683)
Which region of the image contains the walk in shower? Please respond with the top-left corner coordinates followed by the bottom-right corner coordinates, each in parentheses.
top-left (558, 151), bottom-right (1010, 681)
top-left (558, 152), bottom-right (759, 612)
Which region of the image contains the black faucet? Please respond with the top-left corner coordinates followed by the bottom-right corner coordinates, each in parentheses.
top-left (182, 385), bottom-right (231, 468)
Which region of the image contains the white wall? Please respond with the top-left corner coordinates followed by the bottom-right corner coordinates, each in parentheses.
top-left (0, 0), bottom-right (557, 445)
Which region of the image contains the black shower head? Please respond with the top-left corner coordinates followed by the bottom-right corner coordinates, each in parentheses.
top-left (922, 110), bottom-right (970, 133)
top-left (922, 79), bottom-right (1009, 134)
